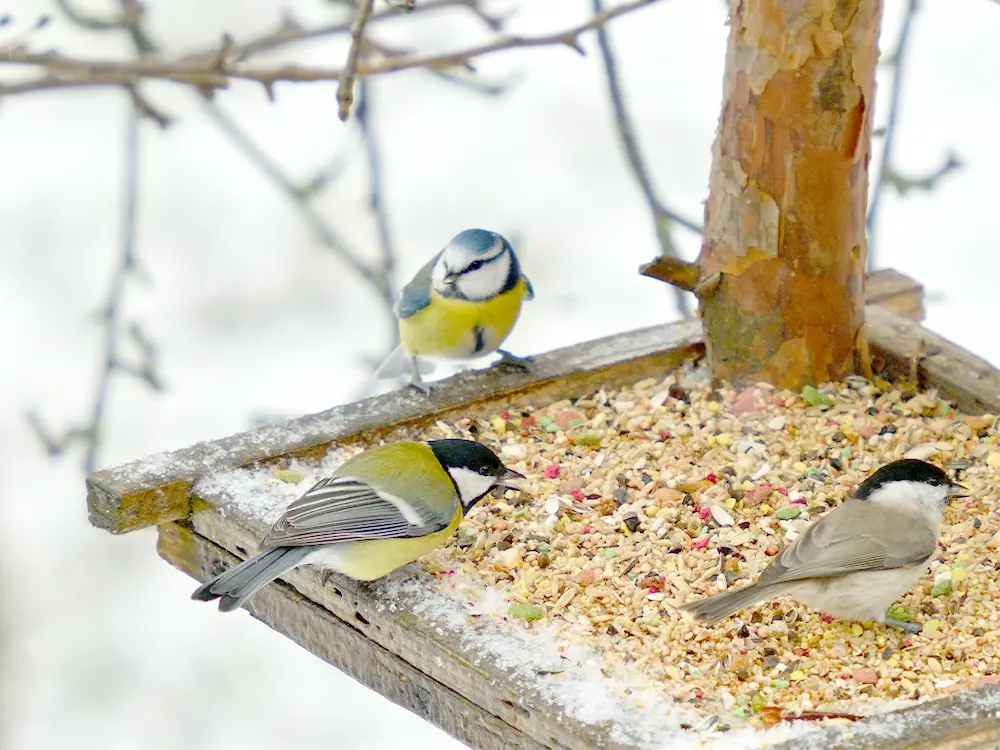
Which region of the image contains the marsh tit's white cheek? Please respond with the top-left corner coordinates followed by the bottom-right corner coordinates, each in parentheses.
top-left (448, 467), bottom-right (498, 504)
top-left (457, 252), bottom-right (511, 301)
top-left (867, 481), bottom-right (951, 525)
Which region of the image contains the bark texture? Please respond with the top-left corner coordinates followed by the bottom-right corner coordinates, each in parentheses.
top-left (697, 0), bottom-right (882, 388)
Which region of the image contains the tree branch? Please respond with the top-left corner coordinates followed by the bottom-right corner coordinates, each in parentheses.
top-left (866, 0), bottom-right (960, 267)
top-left (337, 0), bottom-right (375, 121)
top-left (591, 0), bottom-right (695, 317)
top-left (0, 0), bottom-right (664, 99)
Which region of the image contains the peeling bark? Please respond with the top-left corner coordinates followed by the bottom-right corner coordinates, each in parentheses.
top-left (695, 0), bottom-right (882, 389)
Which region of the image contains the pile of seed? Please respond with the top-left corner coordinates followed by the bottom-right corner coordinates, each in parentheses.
top-left (414, 366), bottom-right (1000, 728)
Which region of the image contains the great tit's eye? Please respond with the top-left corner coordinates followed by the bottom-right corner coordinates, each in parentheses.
top-left (467, 260), bottom-right (485, 272)
top-left (477, 465), bottom-right (493, 476)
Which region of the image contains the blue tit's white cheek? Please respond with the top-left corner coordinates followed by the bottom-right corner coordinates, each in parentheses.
top-left (448, 467), bottom-right (499, 504)
top-left (456, 251), bottom-right (511, 301)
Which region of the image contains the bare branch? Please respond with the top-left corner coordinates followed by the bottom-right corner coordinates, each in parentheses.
top-left (0, 0), bottom-right (663, 98)
top-left (591, 0), bottom-right (695, 316)
top-left (356, 80), bottom-right (401, 345)
top-left (866, 0), bottom-right (961, 267)
top-left (197, 99), bottom-right (393, 307)
top-left (338, 0), bottom-right (375, 121)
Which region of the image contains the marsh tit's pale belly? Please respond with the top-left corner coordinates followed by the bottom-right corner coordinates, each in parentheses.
top-left (788, 563), bottom-right (928, 622)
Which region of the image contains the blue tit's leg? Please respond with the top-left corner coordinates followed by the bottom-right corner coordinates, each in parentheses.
top-left (495, 349), bottom-right (533, 372)
top-left (407, 355), bottom-right (433, 395)
top-left (882, 618), bottom-right (922, 633)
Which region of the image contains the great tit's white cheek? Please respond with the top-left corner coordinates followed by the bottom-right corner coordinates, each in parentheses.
top-left (457, 252), bottom-right (511, 301)
top-left (448, 467), bottom-right (499, 504)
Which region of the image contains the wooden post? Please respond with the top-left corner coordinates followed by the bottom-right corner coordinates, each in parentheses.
top-left (645, 0), bottom-right (883, 389)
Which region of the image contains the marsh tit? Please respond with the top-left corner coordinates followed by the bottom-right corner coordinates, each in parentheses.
top-left (680, 459), bottom-right (967, 632)
top-left (192, 439), bottom-right (523, 612)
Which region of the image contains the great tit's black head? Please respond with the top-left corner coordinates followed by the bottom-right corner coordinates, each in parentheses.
top-left (428, 439), bottom-right (525, 508)
top-left (855, 458), bottom-right (965, 501)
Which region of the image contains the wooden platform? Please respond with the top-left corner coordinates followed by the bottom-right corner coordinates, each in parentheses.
top-left (87, 270), bottom-right (1000, 750)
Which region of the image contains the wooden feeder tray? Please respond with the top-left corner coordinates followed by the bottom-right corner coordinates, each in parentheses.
top-left (86, 270), bottom-right (1000, 750)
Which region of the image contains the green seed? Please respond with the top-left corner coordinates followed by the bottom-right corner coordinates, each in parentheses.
top-left (775, 506), bottom-right (802, 520)
top-left (273, 469), bottom-right (304, 483)
top-left (508, 604), bottom-right (544, 622)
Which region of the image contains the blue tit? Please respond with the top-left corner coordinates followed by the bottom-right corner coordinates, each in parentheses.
top-left (192, 439), bottom-right (523, 612)
top-left (374, 229), bottom-right (534, 391)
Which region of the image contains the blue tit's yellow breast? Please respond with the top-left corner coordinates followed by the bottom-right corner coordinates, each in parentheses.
top-left (398, 278), bottom-right (530, 360)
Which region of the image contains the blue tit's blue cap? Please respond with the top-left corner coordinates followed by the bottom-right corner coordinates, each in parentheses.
top-left (450, 229), bottom-right (503, 255)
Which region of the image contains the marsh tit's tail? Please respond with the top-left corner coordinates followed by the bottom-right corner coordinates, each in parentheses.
top-left (679, 582), bottom-right (791, 624)
top-left (191, 546), bottom-right (313, 613)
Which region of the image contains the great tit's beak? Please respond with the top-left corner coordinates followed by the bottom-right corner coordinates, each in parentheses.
top-left (949, 482), bottom-right (970, 499)
top-left (496, 468), bottom-right (526, 492)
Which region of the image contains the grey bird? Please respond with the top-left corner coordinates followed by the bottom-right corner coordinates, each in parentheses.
top-left (680, 459), bottom-right (967, 633)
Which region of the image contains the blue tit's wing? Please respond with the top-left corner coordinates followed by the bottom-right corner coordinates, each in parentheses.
top-left (755, 499), bottom-right (937, 586)
top-left (523, 275), bottom-right (535, 300)
top-left (260, 475), bottom-right (456, 548)
top-left (395, 252), bottom-right (441, 319)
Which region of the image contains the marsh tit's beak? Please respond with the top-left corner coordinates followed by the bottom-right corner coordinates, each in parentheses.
top-left (948, 482), bottom-right (969, 499)
top-left (496, 468), bottom-right (526, 491)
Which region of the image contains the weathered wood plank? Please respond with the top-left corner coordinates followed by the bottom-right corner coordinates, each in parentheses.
top-left (865, 268), bottom-right (925, 322)
top-left (186, 509), bottom-right (638, 750)
top-left (87, 319), bottom-right (704, 535)
top-left (87, 268), bottom-right (923, 535)
top-left (867, 305), bottom-right (1000, 415)
top-left (158, 522), bottom-right (553, 750)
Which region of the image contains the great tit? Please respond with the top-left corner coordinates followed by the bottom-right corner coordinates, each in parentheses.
top-left (680, 459), bottom-right (967, 633)
top-left (192, 439), bottom-right (523, 612)
top-left (374, 229), bottom-right (534, 392)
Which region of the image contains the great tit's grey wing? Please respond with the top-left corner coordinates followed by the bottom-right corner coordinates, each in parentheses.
top-left (756, 499), bottom-right (937, 586)
top-left (395, 252), bottom-right (441, 319)
top-left (261, 475), bottom-right (456, 548)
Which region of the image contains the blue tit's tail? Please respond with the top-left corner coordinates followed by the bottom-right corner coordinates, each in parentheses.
top-left (373, 345), bottom-right (436, 381)
top-left (191, 546), bottom-right (312, 612)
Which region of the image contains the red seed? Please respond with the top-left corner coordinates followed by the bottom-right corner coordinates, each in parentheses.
top-left (544, 465), bottom-right (560, 479)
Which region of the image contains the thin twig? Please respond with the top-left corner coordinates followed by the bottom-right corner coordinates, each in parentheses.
top-left (592, 0), bottom-right (694, 317)
top-left (0, 0), bottom-right (663, 98)
top-left (866, 0), bottom-right (959, 267)
top-left (231, 0), bottom-right (504, 61)
top-left (356, 80), bottom-right (399, 337)
top-left (338, 0), bottom-right (375, 121)
top-left (198, 99), bottom-right (394, 311)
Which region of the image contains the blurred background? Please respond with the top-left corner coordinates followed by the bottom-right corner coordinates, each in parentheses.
top-left (1, 0), bottom-right (998, 747)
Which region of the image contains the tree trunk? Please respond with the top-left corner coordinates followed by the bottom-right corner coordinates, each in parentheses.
top-left (688, 0), bottom-right (881, 389)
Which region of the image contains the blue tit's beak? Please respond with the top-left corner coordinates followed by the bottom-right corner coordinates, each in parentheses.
top-left (949, 482), bottom-right (969, 499)
top-left (443, 270), bottom-right (460, 286)
top-left (497, 468), bottom-right (525, 492)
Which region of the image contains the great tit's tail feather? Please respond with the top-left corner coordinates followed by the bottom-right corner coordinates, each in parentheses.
top-left (679, 582), bottom-right (788, 624)
top-left (191, 547), bottom-right (312, 613)
top-left (373, 345), bottom-right (435, 381)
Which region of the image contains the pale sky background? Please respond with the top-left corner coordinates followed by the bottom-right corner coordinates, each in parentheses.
top-left (2, 0), bottom-right (999, 748)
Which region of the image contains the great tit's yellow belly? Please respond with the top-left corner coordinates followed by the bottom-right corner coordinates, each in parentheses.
top-left (399, 279), bottom-right (529, 360)
top-left (314, 508), bottom-right (463, 581)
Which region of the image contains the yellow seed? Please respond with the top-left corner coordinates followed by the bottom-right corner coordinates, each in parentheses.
top-left (716, 434), bottom-right (733, 447)
top-left (851, 623), bottom-right (864, 637)
top-left (952, 567), bottom-right (968, 585)
top-left (759, 504), bottom-right (772, 514)
top-left (491, 417), bottom-right (507, 435)
top-left (924, 619), bottom-right (941, 636)
top-left (724, 497), bottom-right (737, 510)
top-left (789, 670), bottom-right (806, 682)
top-left (793, 462), bottom-right (808, 473)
